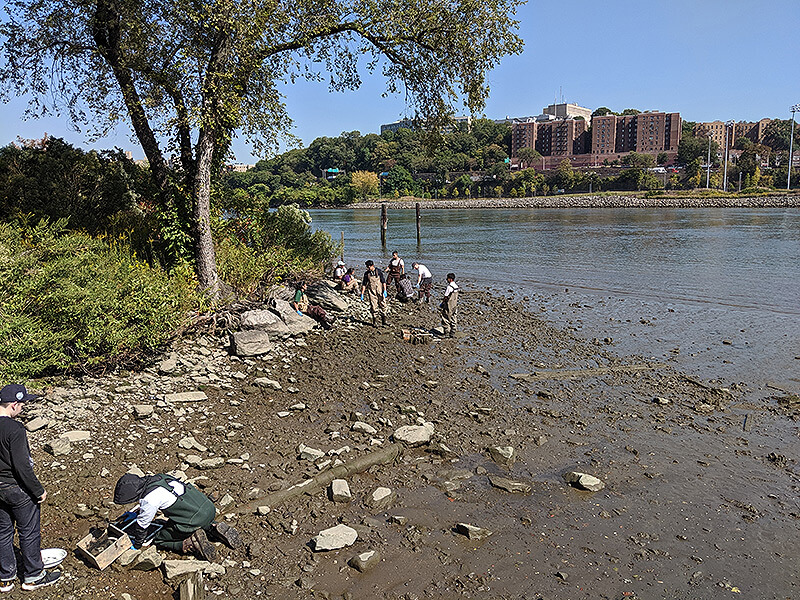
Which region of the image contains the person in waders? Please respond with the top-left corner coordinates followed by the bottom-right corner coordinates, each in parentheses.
top-left (439, 272), bottom-right (459, 338)
top-left (113, 473), bottom-right (240, 560)
top-left (386, 250), bottom-right (405, 294)
top-left (360, 260), bottom-right (388, 327)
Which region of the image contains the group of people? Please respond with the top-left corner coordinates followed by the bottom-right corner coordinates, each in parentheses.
top-left (333, 251), bottom-right (459, 337)
top-left (0, 384), bottom-right (241, 592)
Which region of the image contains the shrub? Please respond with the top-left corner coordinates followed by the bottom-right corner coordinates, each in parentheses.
top-left (215, 204), bottom-right (340, 297)
top-left (0, 219), bottom-right (195, 379)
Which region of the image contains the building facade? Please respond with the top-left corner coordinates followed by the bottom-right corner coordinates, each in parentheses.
top-left (694, 119), bottom-right (772, 149)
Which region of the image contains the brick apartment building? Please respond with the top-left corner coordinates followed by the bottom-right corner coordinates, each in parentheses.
top-left (692, 119), bottom-right (772, 149)
top-left (512, 109), bottom-right (681, 169)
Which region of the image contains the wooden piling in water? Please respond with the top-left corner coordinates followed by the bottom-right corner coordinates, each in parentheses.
top-left (415, 202), bottom-right (421, 244)
top-left (340, 231), bottom-right (344, 262)
top-left (380, 203), bottom-right (387, 246)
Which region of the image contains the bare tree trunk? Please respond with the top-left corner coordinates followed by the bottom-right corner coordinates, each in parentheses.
top-left (193, 130), bottom-right (220, 298)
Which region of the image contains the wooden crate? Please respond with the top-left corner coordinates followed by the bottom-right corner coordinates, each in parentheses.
top-left (76, 527), bottom-right (131, 570)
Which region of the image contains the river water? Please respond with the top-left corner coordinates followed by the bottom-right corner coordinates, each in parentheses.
top-left (309, 207), bottom-right (800, 393)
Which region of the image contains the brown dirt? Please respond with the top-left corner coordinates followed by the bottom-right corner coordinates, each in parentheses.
top-left (21, 291), bottom-right (800, 600)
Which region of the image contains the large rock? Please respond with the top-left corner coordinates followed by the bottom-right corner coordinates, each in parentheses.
top-left (44, 437), bottom-right (71, 456)
top-left (132, 405), bottom-right (154, 420)
top-left (165, 391), bottom-right (208, 403)
top-left (312, 524), bottom-right (358, 551)
top-left (352, 421), bottom-right (377, 435)
top-left (348, 550), bottom-right (381, 573)
top-left (297, 444), bottom-right (325, 461)
top-left (306, 282), bottom-right (349, 312)
top-left (131, 545), bottom-right (163, 571)
top-left (563, 471), bottom-right (605, 492)
top-left (455, 523), bottom-right (492, 541)
top-left (25, 417), bottom-right (50, 432)
top-left (329, 479), bottom-right (352, 503)
top-left (488, 475), bottom-right (531, 494)
top-left (62, 430), bottom-right (91, 442)
top-left (393, 423), bottom-right (434, 447)
top-left (240, 309), bottom-right (291, 338)
top-left (254, 377), bottom-right (282, 391)
top-left (269, 299), bottom-right (317, 335)
top-left (367, 487), bottom-right (395, 509)
top-left (230, 330), bottom-right (273, 357)
top-left (162, 559), bottom-right (211, 580)
top-left (487, 445), bottom-right (515, 467)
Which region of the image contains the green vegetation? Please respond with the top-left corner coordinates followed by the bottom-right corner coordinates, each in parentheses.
top-left (0, 219), bottom-right (196, 379)
top-left (0, 138), bottom-right (341, 380)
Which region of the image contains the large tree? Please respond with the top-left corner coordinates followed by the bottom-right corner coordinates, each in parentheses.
top-left (0, 0), bottom-right (522, 297)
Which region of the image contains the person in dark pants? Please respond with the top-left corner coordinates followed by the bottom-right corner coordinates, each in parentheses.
top-left (0, 384), bottom-right (61, 592)
top-left (292, 282), bottom-right (335, 329)
top-left (386, 251), bottom-right (405, 294)
top-left (113, 473), bottom-right (240, 560)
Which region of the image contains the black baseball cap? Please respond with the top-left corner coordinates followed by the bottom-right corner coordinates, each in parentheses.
top-left (0, 384), bottom-right (38, 404)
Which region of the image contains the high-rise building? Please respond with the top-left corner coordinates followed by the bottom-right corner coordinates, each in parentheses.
top-left (591, 111), bottom-right (681, 156)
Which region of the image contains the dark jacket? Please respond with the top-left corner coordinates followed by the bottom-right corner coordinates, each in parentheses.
top-left (0, 417), bottom-right (44, 498)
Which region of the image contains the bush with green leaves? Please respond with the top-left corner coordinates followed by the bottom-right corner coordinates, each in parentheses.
top-left (215, 203), bottom-right (340, 297)
top-left (0, 219), bottom-right (196, 379)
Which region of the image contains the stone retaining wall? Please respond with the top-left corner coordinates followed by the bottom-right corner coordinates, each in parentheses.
top-left (348, 195), bottom-right (800, 210)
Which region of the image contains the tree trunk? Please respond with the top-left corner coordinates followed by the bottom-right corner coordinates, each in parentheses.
top-left (193, 129), bottom-right (220, 298)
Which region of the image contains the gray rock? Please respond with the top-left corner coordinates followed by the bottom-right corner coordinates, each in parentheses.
top-left (367, 487), bottom-right (395, 509)
top-left (133, 405), bottom-right (154, 420)
top-left (197, 457), bottom-right (225, 470)
top-left (312, 524), bottom-right (358, 551)
top-left (117, 548), bottom-right (141, 567)
top-left (162, 559), bottom-right (211, 580)
top-left (131, 545), bottom-right (163, 571)
top-left (392, 423), bottom-right (434, 447)
top-left (254, 377), bottom-right (282, 391)
top-left (178, 436), bottom-right (208, 452)
top-left (230, 330), bottom-right (273, 357)
top-left (269, 299), bottom-right (317, 335)
top-left (488, 475), bottom-right (531, 494)
top-left (534, 435), bottom-right (548, 446)
top-left (25, 417), bottom-right (50, 432)
top-left (329, 479), bottom-right (352, 503)
top-left (165, 391), bottom-right (208, 403)
top-left (159, 354), bottom-right (178, 374)
top-left (62, 430), bottom-right (91, 443)
top-left (488, 445), bottom-right (515, 467)
top-left (351, 421), bottom-right (377, 435)
top-left (306, 282), bottom-right (349, 312)
top-left (564, 471), bottom-right (605, 492)
top-left (455, 523), bottom-right (492, 541)
top-left (348, 549), bottom-right (381, 573)
top-left (44, 437), bottom-right (71, 456)
top-left (240, 309), bottom-right (292, 338)
top-left (297, 444), bottom-right (325, 461)
top-left (179, 571), bottom-right (204, 600)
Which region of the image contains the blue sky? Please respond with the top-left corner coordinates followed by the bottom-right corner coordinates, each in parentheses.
top-left (2, 0), bottom-right (799, 163)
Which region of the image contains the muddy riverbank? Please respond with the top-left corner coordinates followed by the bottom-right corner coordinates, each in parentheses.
top-left (20, 289), bottom-right (799, 600)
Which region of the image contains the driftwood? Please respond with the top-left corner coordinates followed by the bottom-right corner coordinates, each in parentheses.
top-left (510, 363), bottom-right (662, 382)
top-left (240, 443), bottom-right (402, 515)
top-left (682, 376), bottom-right (730, 395)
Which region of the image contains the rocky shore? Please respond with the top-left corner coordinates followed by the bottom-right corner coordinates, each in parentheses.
top-left (19, 284), bottom-right (799, 599)
top-left (351, 194), bottom-right (800, 210)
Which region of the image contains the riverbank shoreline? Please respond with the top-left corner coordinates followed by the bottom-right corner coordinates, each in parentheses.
top-left (19, 288), bottom-right (798, 599)
top-left (346, 193), bottom-right (800, 209)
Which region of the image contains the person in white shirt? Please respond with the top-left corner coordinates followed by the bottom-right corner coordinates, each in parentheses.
top-left (412, 262), bottom-right (433, 304)
top-left (440, 272), bottom-right (459, 338)
top-left (333, 261), bottom-right (346, 281)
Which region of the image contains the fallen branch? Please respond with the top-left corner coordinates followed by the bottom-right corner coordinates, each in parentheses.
top-left (510, 363), bottom-right (662, 382)
top-left (239, 443), bottom-right (403, 515)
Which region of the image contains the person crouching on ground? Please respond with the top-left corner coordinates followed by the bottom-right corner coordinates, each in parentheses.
top-left (293, 282), bottom-right (335, 329)
top-left (412, 262), bottom-right (433, 304)
top-left (0, 385), bottom-right (61, 592)
top-left (338, 268), bottom-right (359, 294)
top-left (333, 260), bottom-right (346, 282)
top-left (113, 473), bottom-right (240, 560)
top-left (439, 272), bottom-right (459, 338)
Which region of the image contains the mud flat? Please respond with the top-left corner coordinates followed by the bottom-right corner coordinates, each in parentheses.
top-left (23, 290), bottom-right (798, 599)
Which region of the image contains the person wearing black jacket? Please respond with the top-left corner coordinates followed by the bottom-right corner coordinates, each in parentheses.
top-left (0, 384), bottom-right (60, 591)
